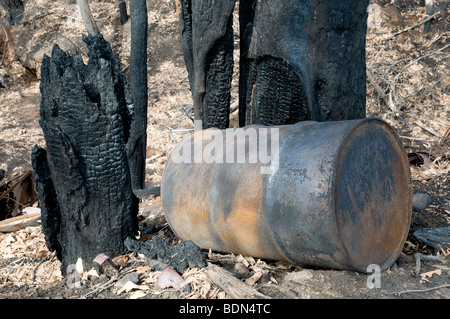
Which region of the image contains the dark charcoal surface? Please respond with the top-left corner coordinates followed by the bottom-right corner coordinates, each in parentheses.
top-left (125, 237), bottom-right (206, 273)
top-left (32, 34), bottom-right (138, 275)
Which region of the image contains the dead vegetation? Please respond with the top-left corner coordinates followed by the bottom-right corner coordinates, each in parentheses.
top-left (0, 0), bottom-right (449, 299)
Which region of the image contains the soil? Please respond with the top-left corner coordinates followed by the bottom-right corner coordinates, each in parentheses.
top-left (0, 0), bottom-right (449, 300)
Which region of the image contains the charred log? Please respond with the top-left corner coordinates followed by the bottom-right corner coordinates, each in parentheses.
top-left (125, 237), bottom-right (206, 274)
top-left (33, 34), bottom-right (138, 274)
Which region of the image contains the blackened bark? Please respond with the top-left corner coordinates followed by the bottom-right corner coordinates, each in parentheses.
top-left (239, 0), bottom-right (369, 126)
top-left (128, 0), bottom-right (148, 190)
top-left (31, 147), bottom-right (62, 261)
top-left (119, 0), bottom-right (128, 25)
top-left (179, 0), bottom-right (236, 129)
top-left (33, 34), bottom-right (138, 274)
top-left (179, 0), bottom-right (194, 98)
top-left (181, 0), bottom-right (368, 128)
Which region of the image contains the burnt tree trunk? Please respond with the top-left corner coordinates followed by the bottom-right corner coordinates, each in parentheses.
top-left (179, 0), bottom-right (236, 129)
top-left (32, 34), bottom-right (138, 274)
top-left (239, 0), bottom-right (369, 126)
top-left (180, 0), bottom-right (369, 129)
top-left (128, 0), bottom-right (148, 190)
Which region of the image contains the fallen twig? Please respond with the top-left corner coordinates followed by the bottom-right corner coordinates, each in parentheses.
top-left (204, 263), bottom-right (270, 299)
top-left (414, 253), bottom-right (446, 276)
top-left (439, 124), bottom-right (450, 145)
top-left (31, 256), bottom-right (50, 283)
top-left (179, 105), bottom-right (194, 123)
top-left (367, 68), bottom-right (390, 110)
top-left (383, 13), bottom-right (440, 42)
top-left (83, 266), bottom-right (136, 298)
top-left (147, 151), bottom-right (166, 162)
top-left (389, 42), bottom-right (450, 114)
top-left (230, 100), bottom-right (239, 114)
top-left (386, 284), bottom-right (450, 296)
top-left (414, 121), bottom-right (441, 138)
top-left (83, 276), bottom-right (118, 298)
top-left (394, 43), bottom-right (450, 82)
top-left (400, 135), bottom-right (438, 143)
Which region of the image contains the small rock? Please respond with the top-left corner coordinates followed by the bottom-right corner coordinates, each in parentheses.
top-left (233, 263), bottom-right (250, 279)
top-left (259, 272), bottom-right (271, 285)
top-left (412, 193), bottom-right (432, 210)
top-left (113, 272), bottom-right (140, 290)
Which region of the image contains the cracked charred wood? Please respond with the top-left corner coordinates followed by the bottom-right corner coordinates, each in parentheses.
top-left (179, 0), bottom-right (236, 129)
top-left (239, 0), bottom-right (369, 126)
top-left (128, 0), bottom-right (148, 190)
top-left (32, 34), bottom-right (138, 274)
top-left (31, 147), bottom-right (62, 260)
top-left (181, 1), bottom-right (368, 128)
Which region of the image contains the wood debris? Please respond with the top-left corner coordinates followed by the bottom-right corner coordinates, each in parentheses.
top-left (0, 227), bottom-right (62, 289)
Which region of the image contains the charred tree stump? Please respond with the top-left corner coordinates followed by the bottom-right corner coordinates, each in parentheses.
top-left (179, 0), bottom-right (236, 129)
top-left (180, 0), bottom-right (369, 128)
top-left (32, 34), bottom-right (138, 274)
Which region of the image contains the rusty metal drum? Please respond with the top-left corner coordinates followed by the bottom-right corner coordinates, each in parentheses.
top-left (161, 118), bottom-right (412, 272)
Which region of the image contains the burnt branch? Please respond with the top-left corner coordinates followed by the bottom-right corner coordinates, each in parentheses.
top-left (128, 0), bottom-right (148, 190)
